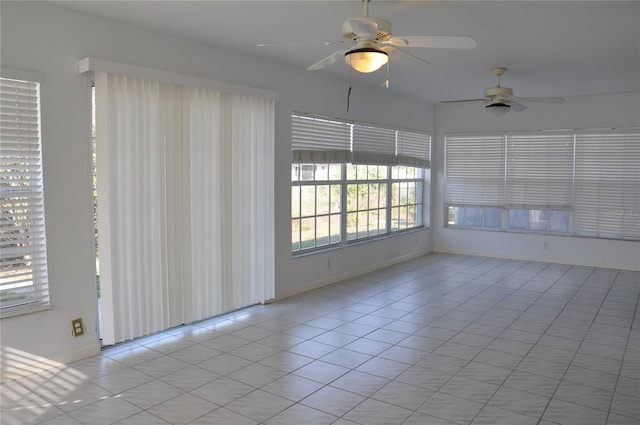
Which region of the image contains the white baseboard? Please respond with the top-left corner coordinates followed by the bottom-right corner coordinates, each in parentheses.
top-left (272, 249), bottom-right (432, 302)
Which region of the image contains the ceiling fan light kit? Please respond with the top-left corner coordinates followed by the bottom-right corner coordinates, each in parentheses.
top-left (485, 102), bottom-right (511, 116)
top-left (344, 46), bottom-right (388, 73)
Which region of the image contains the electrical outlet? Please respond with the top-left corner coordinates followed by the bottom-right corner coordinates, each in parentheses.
top-left (543, 240), bottom-right (549, 250)
top-left (71, 318), bottom-right (84, 337)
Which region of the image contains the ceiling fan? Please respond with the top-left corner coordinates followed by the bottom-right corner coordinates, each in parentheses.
top-left (443, 67), bottom-right (565, 115)
top-left (258, 0), bottom-right (477, 78)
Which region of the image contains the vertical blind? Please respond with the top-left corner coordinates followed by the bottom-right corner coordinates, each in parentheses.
top-left (96, 72), bottom-right (275, 345)
top-left (574, 129), bottom-right (640, 239)
top-left (291, 113), bottom-right (431, 167)
top-left (0, 75), bottom-right (50, 317)
top-left (445, 133), bottom-right (505, 205)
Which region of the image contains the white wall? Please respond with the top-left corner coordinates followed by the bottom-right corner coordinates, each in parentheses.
top-left (0, 1), bottom-right (433, 376)
top-left (433, 92), bottom-right (640, 271)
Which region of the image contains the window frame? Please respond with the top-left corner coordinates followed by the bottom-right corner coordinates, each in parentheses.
top-left (292, 162), bottom-right (426, 254)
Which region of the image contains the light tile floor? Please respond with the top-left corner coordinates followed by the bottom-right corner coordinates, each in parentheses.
top-left (2, 253), bottom-right (639, 424)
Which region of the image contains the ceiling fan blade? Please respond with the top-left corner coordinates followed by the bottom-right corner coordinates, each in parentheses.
top-left (257, 40), bottom-right (344, 47)
top-left (385, 35), bottom-right (477, 49)
top-left (510, 101), bottom-right (528, 112)
top-left (307, 49), bottom-right (350, 71)
top-left (380, 45), bottom-right (430, 65)
top-left (441, 99), bottom-right (487, 104)
top-left (516, 96), bottom-right (566, 104)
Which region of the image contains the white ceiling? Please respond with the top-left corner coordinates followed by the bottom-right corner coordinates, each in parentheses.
top-left (52, 0), bottom-right (639, 104)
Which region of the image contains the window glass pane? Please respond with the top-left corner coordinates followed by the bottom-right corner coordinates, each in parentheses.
top-left (391, 206), bottom-right (400, 231)
top-left (300, 186), bottom-right (316, 216)
top-left (291, 186), bottom-right (300, 218)
top-left (358, 183), bottom-right (369, 210)
top-left (346, 163), bottom-right (357, 180)
top-left (299, 163), bottom-right (315, 181)
top-left (509, 209), bottom-right (529, 230)
top-left (316, 185), bottom-right (331, 215)
top-left (368, 210), bottom-right (379, 235)
top-left (465, 207), bottom-right (484, 227)
top-left (316, 216), bottom-right (330, 247)
top-left (330, 184), bottom-right (341, 213)
top-left (368, 183), bottom-right (380, 209)
top-left (528, 210), bottom-right (548, 231)
top-left (357, 211), bottom-right (369, 238)
top-left (346, 212), bottom-right (358, 240)
top-left (447, 206), bottom-right (460, 225)
top-left (406, 182), bottom-right (416, 204)
top-left (379, 208), bottom-right (388, 233)
top-left (357, 164), bottom-right (368, 180)
top-left (329, 163), bottom-right (342, 180)
top-left (346, 184), bottom-right (357, 212)
top-left (291, 164), bottom-right (300, 182)
top-left (391, 183), bottom-right (400, 207)
top-left (379, 183), bottom-right (388, 208)
top-left (314, 164), bottom-right (329, 181)
top-left (412, 204), bottom-right (422, 228)
top-left (330, 214), bottom-right (341, 244)
top-left (292, 219), bottom-right (301, 251)
top-left (300, 217), bottom-right (316, 249)
top-left (549, 210), bottom-right (569, 232)
top-left (484, 208), bottom-right (502, 228)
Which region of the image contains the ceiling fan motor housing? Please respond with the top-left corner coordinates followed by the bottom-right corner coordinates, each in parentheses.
top-left (484, 86), bottom-right (513, 100)
top-left (342, 17), bottom-right (392, 41)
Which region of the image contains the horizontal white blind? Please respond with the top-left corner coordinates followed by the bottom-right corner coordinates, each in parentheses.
top-left (0, 76), bottom-right (50, 317)
top-left (292, 114), bottom-right (352, 162)
top-left (352, 124), bottom-right (396, 165)
top-left (445, 133), bottom-right (505, 205)
top-left (397, 130), bottom-right (431, 168)
top-left (574, 128), bottom-right (640, 240)
top-left (292, 114), bottom-right (431, 167)
top-left (506, 131), bottom-right (574, 208)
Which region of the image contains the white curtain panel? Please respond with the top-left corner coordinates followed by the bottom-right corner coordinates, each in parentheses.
top-left (96, 73), bottom-right (171, 345)
top-left (229, 95), bottom-right (275, 309)
top-left (188, 88), bottom-right (224, 321)
top-left (96, 74), bottom-right (275, 345)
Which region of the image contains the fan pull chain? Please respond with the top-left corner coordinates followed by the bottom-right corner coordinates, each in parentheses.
top-left (347, 65), bottom-right (353, 111)
top-left (384, 60), bottom-right (391, 89)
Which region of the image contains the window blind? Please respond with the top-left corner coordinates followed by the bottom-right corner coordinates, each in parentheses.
top-left (291, 114), bottom-right (352, 163)
top-left (292, 113), bottom-right (431, 167)
top-left (0, 75), bottom-right (50, 317)
top-left (352, 124), bottom-right (397, 165)
top-left (574, 128), bottom-right (640, 240)
top-left (397, 130), bottom-right (431, 168)
top-left (506, 131), bottom-right (574, 208)
top-left (445, 133), bottom-right (505, 206)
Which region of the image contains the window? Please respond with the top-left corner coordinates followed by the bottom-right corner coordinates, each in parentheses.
top-left (291, 114), bottom-right (430, 253)
top-left (291, 163), bottom-right (342, 251)
top-left (0, 73), bottom-right (50, 317)
top-left (445, 128), bottom-right (640, 241)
